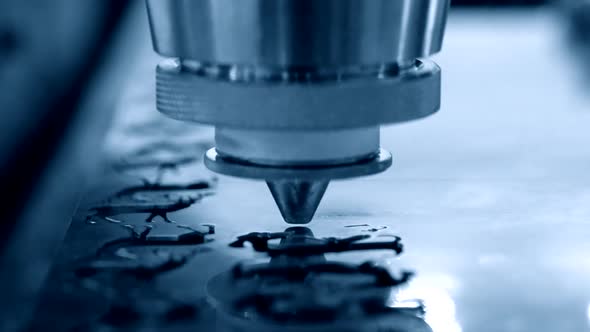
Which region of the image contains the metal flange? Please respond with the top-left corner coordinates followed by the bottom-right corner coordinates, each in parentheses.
top-left (204, 148), bottom-right (392, 180)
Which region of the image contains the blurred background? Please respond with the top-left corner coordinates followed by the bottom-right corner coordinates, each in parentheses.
top-left (1, 0), bottom-right (590, 331)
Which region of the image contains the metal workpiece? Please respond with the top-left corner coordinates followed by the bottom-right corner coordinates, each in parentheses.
top-left (208, 228), bottom-right (423, 331)
top-left (146, 0), bottom-right (449, 66)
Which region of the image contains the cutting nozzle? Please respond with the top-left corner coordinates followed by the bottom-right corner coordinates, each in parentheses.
top-left (146, 0), bottom-right (449, 224)
top-left (267, 180), bottom-right (330, 224)
top-left (204, 147), bottom-right (393, 224)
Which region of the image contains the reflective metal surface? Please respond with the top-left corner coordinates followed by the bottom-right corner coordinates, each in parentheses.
top-left (204, 148), bottom-right (392, 181)
top-left (146, 0), bottom-right (449, 66)
top-left (207, 228), bottom-right (423, 332)
top-left (31, 8), bottom-right (590, 332)
top-left (215, 127), bottom-right (379, 165)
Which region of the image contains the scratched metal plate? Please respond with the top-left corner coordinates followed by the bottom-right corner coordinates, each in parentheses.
top-left (32, 8), bottom-right (590, 332)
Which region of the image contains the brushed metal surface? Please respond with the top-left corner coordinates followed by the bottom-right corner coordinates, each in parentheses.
top-left (146, 0), bottom-right (449, 66)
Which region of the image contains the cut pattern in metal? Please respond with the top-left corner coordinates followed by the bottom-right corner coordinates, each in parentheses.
top-left (68, 138), bottom-right (217, 329)
top-left (75, 224), bottom-right (214, 280)
top-left (86, 179), bottom-right (215, 224)
top-left (208, 227), bottom-right (420, 330)
top-left (232, 261), bottom-right (413, 288)
top-left (229, 231), bottom-right (403, 257)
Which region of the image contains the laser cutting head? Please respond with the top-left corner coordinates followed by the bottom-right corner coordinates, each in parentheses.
top-left (146, 0), bottom-right (450, 224)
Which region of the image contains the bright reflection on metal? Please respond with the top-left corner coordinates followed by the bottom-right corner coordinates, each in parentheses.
top-left (586, 303), bottom-right (590, 327)
top-left (389, 275), bottom-right (462, 332)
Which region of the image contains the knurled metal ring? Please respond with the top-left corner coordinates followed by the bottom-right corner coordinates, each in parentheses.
top-left (156, 60), bottom-right (440, 130)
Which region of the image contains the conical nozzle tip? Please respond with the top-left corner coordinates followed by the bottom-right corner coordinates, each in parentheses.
top-left (266, 180), bottom-right (329, 224)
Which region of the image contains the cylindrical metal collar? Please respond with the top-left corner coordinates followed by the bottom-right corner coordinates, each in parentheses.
top-left (146, 0), bottom-right (449, 66)
top-left (215, 127), bottom-right (380, 166)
